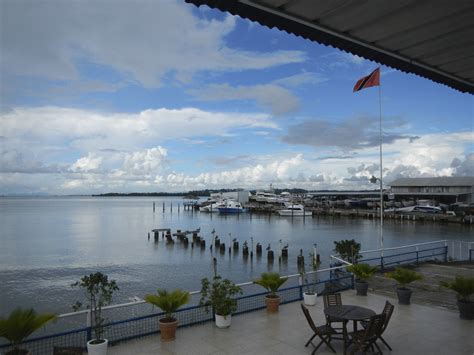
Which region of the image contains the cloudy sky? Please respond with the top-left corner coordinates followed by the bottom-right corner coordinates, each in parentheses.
top-left (0, 0), bottom-right (472, 195)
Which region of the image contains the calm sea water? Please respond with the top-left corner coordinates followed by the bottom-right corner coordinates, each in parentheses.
top-left (0, 196), bottom-right (472, 316)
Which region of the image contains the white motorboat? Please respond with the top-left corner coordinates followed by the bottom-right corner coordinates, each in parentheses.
top-left (199, 200), bottom-right (226, 212)
top-left (278, 203), bottom-right (312, 217)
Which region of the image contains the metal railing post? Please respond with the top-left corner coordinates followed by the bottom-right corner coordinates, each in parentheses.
top-left (416, 246), bottom-right (419, 265)
top-left (444, 245), bottom-right (448, 262)
top-left (86, 310), bottom-right (92, 341)
top-left (298, 274), bottom-right (303, 300)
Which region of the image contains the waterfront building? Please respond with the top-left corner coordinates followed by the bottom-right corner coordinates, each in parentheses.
top-left (390, 177), bottom-right (474, 204)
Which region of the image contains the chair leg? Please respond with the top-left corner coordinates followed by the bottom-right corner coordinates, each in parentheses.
top-left (373, 341), bottom-right (382, 353)
top-left (313, 336), bottom-right (336, 354)
top-left (305, 333), bottom-right (317, 347)
top-left (380, 336), bottom-right (392, 351)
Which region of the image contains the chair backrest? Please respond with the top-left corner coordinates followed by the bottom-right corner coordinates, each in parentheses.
top-left (363, 313), bottom-right (386, 342)
top-left (381, 301), bottom-right (394, 332)
top-left (301, 303), bottom-right (318, 333)
top-left (323, 293), bottom-right (342, 309)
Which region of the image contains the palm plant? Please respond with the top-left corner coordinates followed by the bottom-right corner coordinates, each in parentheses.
top-left (145, 289), bottom-right (190, 322)
top-left (440, 276), bottom-right (474, 302)
top-left (347, 263), bottom-right (377, 282)
top-left (440, 276), bottom-right (474, 320)
top-left (254, 272), bottom-right (288, 298)
top-left (0, 308), bottom-right (56, 354)
top-left (385, 267), bottom-right (423, 289)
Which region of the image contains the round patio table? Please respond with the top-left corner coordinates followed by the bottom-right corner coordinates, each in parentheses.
top-left (324, 305), bottom-right (376, 354)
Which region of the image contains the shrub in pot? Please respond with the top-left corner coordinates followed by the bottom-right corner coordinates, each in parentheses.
top-left (254, 272), bottom-right (288, 313)
top-left (440, 276), bottom-right (474, 320)
top-left (145, 289), bottom-right (190, 341)
top-left (72, 272), bottom-right (119, 355)
top-left (385, 267), bottom-right (422, 305)
top-left (0, 308), bottom-right (56, 355)
top-left (199, 275), bottom-right (242, 328)
top-left (347, 263), bottom-right (377, 296)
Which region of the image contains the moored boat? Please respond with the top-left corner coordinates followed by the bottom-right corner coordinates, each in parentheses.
top-left (278, 203), bottom-right (312, 217)
top-left (217, 200), bottom-right (248, 213)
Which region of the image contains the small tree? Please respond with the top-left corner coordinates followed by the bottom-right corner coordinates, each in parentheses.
top-left (72, 272), bottom-right (119, 343)
top-left (254, 272), bottom-right (288, 298)
top-left (300, 253), bottom-right (321, 294)
top-left (333, 239), bottom-right (362, 263)
top-left (199, 276), bottom-right (242, 317)
top-left (0, 308), bottom-right (56, 355)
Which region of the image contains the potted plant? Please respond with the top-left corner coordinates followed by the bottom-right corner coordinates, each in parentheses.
top-left (347, 263), bottom-right (378, 296)
top-left (145, 289), bottom-right (190, 341)
top-left (254, 272), bottom-right (288, 313)
top-left (300, 253), bottom-right (320, 306)
top-left (385, 267), bottom-right (422, 305)
top-left (0, 308), bottom-right (56, 355)
top-left (333, 239), bottom-right (362, 263)
top-left (199, 275), bottom-right (242, 328)
top-left (440, 276), bottom-right (474, 320)
top-left (72, 272), bottom-right (119, 355)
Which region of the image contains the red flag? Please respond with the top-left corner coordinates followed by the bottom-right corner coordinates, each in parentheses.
top-left (353, 68), bottom-right (380, 92)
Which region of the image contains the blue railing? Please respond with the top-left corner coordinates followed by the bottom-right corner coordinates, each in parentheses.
top-left (1, 239), bottom-right (458, 354)
top-left (0, 274), bottom-right (353, 355)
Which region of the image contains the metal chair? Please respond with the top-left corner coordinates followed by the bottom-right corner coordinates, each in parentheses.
top-left (348, 313), bottom-right (386, 354)
top-left (323, 293), bottom-right (344, 329)
top-left (360, 300), bottom-right (394, 350)
top-left (301, 304), bottom-right (339, 354)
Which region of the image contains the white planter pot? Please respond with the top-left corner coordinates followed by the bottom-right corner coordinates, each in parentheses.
top-left (215, 314), bottom-right (232, 328)
top-left (303, 292), bottom-right (317, 306)
top-left (87, 338), bottom-right (108, 355)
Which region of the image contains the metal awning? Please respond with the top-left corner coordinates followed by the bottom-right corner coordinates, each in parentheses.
top-left (186, 0), bottom-right (474, 94)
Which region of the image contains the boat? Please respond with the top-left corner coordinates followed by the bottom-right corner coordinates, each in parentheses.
top-left (217, 200), bottom-right (248, 214)
top-left (278, 203), bottom-right (312, 217)
top-left (386, 205), bottom-right (443, 214)
top-left (199, 200), bottom-right (226, 212)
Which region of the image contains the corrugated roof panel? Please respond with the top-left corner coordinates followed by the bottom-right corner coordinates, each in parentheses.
top-left (185, 0), bottom-right (474, 94)
top-left (390, 177), bottom-right (474, 187)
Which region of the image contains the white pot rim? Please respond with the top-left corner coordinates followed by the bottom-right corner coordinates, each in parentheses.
top-left (87, 338), bottom-right (108, 345)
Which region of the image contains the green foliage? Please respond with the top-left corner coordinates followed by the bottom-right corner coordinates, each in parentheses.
top-left (385, 267), bottom-right (423, 289)
top-left (0, 308), bottom-right (56, 351)
top-left (199, 276), bottom-right (242, 316)
top-left (145, 289), bottom-right (190, 321)
top-left (71, 272), bottom-right (119, 342)
top-left (440, 276), bottom-right (474, 302)
top-left (347, 263), bottom-right (378, 282)
top-left (333, 239), bottom-right (362, 263)
top-left (254, 272), bottom-right (288, 297)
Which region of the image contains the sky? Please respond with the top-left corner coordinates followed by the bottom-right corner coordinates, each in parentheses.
top-left (0, 0), bottom-right (473, 195)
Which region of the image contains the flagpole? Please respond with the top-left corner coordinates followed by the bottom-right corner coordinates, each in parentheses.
top-left (378, 72), bottom-right (384, 259)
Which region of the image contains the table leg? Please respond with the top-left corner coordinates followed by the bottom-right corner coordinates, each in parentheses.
top-left (343, 320), bottom-right (348, 355)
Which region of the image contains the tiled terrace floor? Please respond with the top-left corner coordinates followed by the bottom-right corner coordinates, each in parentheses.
top-left (109, 291), bottom-right (474, 354)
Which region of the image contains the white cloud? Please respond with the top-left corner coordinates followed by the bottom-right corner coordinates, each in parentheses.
top-left (70, 153), bottom-right (103, 173)
top-left (190, 83), bottom-right (300, 115)
top-left (122, 147), bottom-right (168, 175)
top-left (272, 72), bottom-right (327, 87)
top-left (1, 0), bottom-right (306, 88)
top-left (1, 106), bottom-right (276, 154)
